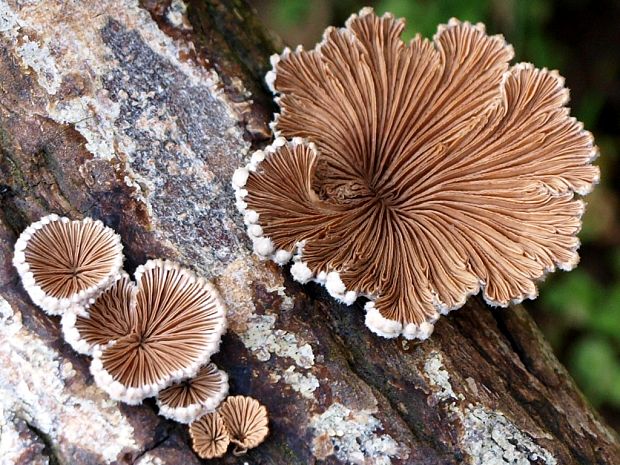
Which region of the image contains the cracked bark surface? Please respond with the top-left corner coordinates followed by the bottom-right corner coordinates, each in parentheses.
top-left (0, 1), bottom-right (618, 464)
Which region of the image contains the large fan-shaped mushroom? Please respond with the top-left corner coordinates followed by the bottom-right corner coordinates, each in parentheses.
top-left (234, 8), bottom-right (599, 340)
top-left (90, 259), bottom-right (227, 404)
top-left (13, 214), bottom-right (124, 315)
top-left (157, 363), bottom-right (229, 423)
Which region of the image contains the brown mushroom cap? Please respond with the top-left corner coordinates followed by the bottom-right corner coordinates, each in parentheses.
top-left (156, 363), bottom-right (229, 424)
top-left (61, 273), bottom-right (136, 355)
top-left (218, 395), bottom-right (269, 454)
top-left (235, 8), bottom-right (599, 340)
top-left (189, 412), bottom-right (230, 460)
top-left (90, 259), bottom-right (227, 404)
top-left (12, 214), bottom-right (124, 315)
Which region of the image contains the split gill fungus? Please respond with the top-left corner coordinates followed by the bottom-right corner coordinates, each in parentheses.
top-left (88, 259), bottom-right (227, 404)
top-left (217, 395), bottom-right (269, 455)
top-left (190, 412), bottom-right (231, 460)
top-left (12, 214), bottom-right (124, 315)
top-left (62, 272), bottom-right (136, 355)
top-left (234, 8), bottom-right (599, 339)
top-left (156, 362), bottom-right (229, 424)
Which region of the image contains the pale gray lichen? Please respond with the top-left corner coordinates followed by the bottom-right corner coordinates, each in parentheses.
top-left (239, 314), bottom-right (314, 368)
top-left (239, 313), bottom-right (320, 398)
top-left (16, 38), bottom-right (61, 94)
top-left (166, 0), bottom-right (191, 30)
top-left (424, 352), bottom-right (458, 401)
top-left (0, 414), bottom-right (47, 465)
top-left (310, 403), bottom-right (400, 465)
top-left (0, 297), bottom-right (138, 463)
top-left (0, 1), bottom-right (18, 33)
top-left (463, 407), bottom-right (557, 465)
top-left (282, 366), bottom-right (320, 399)
top-left (422, 351), bottom-right (557, 465)
top-left (135, 453), bottom-right (165, 465)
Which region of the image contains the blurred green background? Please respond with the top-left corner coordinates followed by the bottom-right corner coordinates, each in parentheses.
top-left (248, 0), bottom-right (620, 430)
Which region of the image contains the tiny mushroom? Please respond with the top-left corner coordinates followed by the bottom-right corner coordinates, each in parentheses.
top-left (234, 8), bottom-right (599, 340)
top-left (189, 412), bottom-right (230, 460)
top-left (156, 362), bottom-right (229, 424)
top-left (61, 272), bottom-right (136, 355)
top-left (90, 259), bottom-right (227, 404)
top-left (218, 395), bottom-right (269, 455)
top-left (12, 214), bottom-right (123, 315)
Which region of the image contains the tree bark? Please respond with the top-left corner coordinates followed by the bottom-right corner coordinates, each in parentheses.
top-left (0, 1), bottom-right (617, 464)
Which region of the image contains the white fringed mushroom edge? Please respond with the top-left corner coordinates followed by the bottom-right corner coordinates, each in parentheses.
top-left (90, 259), bottom-right (227, 405)
top-left (156, 365), bottom-right (229, 424)
top-left (12, 214), bottom-right (124, 316)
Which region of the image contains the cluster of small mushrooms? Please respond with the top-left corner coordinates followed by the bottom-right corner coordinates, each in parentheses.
top-left (234, 8), bottom-right (598, 340)
top-left (12, 214), bottom-right (269, 459)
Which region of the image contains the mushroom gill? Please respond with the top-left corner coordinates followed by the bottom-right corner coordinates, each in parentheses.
top-left (157, 362), bottom-right (229, 424)
top-left (13, 214), bottom-right (124, 315)
top-left (62, 273), bottom-right (136, 355)
top-left (90, 259), bottom-right (227, 404)
top-left (218, 395), bottom-right (269, 455)
top-left (189, 412), bottom-right (230, 460)
top-left (234, 8), bottom-right (599, 339)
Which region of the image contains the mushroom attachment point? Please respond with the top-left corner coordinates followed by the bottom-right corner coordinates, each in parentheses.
top-left (189, 412), bottom-right (230, 460)
top-left (156, 362), bottom-right (229, 424)
top-left (236, 8), bottom-right (599, 339)
top-left (90, 259), bottom-right (227, 404)
top-left (218, 395), bottom-right (269, 455)
top-left (61, 273), bottom-right (135, 355)
top-left (12, 214), bottom-right (124, 315)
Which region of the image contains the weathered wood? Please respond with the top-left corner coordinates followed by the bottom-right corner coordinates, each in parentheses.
top-left (0, 1), bottom-right (617, 464)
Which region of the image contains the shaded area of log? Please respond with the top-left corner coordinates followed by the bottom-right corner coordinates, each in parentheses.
top-left (0, 1), bottom-right (618, 464)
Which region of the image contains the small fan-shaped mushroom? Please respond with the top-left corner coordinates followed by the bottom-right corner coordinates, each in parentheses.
top-left (235, 8), bottom-right (599, 340)
top-left (218, 395), bottom-right (269, 454)
top-left (156, 363), bottom-right (229, 424)
top-left (61, 273), bottom-right (136, 355)
top-left (90, 259), bottom-right (227, 404)
top-left (13, 214), bottom-right (123, 315)
top-left (189, 412), bottom-right (230, 459)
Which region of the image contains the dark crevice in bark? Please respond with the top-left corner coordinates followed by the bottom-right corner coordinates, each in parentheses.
top-left (491, 305), bottom-right (534, 377)
top-left (129, 433), bottom-right (171, 465)
top-left (25, 421), bottom-right (61, 465)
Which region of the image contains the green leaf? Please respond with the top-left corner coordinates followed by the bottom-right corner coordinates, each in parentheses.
top-left (568, 336), bottom-right (619, 407)
top-left (375, 0), bottom-right (490, 41)
top-left (273, 0), bottom-right (312, 27)
top-left (590, 286), bottom-right (620, 343)
top-left (540, 270), bottom-right (603, 327)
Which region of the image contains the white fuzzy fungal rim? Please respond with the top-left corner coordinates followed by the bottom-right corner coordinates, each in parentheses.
top-left (156, 370), bottom-right (229, 424)
top-left (12, 214), bottom-right (124, 316)
top-left (61, 310), bottom-right (95, 355)
top-left (89, 259), bottom-right (227, 405)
